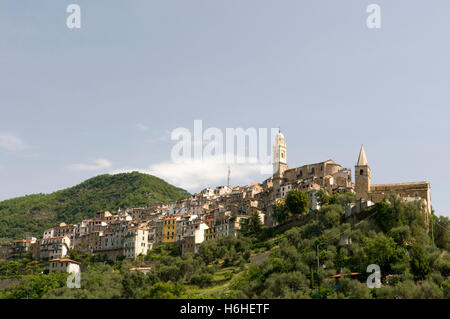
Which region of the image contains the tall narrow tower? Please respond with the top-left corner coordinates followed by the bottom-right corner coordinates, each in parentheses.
top-left (355, 145), bottom-right (371, 201)
top-left (273, 130), bottom-right (287, 178)
top-left (272, 130), bottom-right (288, 196)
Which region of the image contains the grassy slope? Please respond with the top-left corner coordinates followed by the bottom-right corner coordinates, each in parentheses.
top-left (0, 172), bottom-right (190, 239)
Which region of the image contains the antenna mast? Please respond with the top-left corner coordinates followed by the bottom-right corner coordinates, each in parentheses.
top-left (227, 166), bottom-right (231, 188)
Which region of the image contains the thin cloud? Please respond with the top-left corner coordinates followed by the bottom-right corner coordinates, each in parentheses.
top-left (0, 132), bottom-right (30, 151)
top-left (136, 123), bottom-right (149, 131)
top-left (70, 158), bottom-right (112, 171)
top-left (145, 130), bottom-right (171, 144)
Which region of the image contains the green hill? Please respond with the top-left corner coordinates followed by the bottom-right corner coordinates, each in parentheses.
top-left (0, 172), bottom-right (190, 240)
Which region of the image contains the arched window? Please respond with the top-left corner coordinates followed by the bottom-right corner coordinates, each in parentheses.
top-left (360, 169), bottom-right (364, 175)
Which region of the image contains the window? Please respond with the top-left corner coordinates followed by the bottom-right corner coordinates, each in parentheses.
top-left (360, 169), bottom-right (364, 175)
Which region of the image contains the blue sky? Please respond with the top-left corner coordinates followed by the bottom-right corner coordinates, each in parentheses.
top-left (0, 1), bottom-right (449, 217)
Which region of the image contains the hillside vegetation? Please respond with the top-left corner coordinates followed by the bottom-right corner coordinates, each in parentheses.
top-left (0, 172), bottom-right (190, 240)
top-left (1, 191), bottom-right (448, 299)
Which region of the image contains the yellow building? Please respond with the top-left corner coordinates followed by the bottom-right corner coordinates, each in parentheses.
top-left (162, 217), bottom-right (176, 243)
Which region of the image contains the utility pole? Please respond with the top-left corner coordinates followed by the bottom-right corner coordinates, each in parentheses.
top-left (431, 216), bottom-right (435, 245)
top-left (431, 207), bottom-right (435, 245)
top-left (316, 243), bottom-right (320, 292)
top-left (316, 244), bottom-right (320, 272)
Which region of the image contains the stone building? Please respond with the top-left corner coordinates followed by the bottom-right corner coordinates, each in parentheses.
top-left (271, 130), bottom-right (353, 200)
top-left (181, 222), bottom-right (209, 254)
top-left (265, 130), bottom-right (353, 226)
top-left (3, 133), bottom-right (434, 262)
top-left (354, 145), bottom-right (431, 220)
top-left (123, 227), bottom-right (149, 259)
top-left (162, 217), bottom-right (177, 243)
top-left (49, 258), bottom-right (81, 274)
top-left (39, 236), bottom-right (71, 260)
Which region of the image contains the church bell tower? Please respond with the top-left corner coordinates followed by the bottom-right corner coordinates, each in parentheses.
top-left (355, 145), bottom-right (371, 201)
top-left (273, 130), bottom-right (287, 178)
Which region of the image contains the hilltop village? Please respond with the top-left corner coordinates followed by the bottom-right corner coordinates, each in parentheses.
top-left (0, 131), bottom-right (432, 272)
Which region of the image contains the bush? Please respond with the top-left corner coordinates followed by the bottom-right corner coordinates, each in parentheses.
top-left (335, 277), bottom-right (371, 299)
top-left (410, 246), bottom-right (431, 281)
top-left (285, 190), bottom-right (309, 217)
top-left (260, 272), bottom-right (310, 298)
top-left (143, 282), bottom-right (184, 299)
top-left (190, 273), bottom-right (213, 287)
top-left (0, 272), bottom-right (68, 299)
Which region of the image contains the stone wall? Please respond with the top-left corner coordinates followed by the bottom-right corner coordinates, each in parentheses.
top-left (369, 181), bottom-right (431, 213)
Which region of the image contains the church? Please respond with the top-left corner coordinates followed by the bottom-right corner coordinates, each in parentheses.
top-left (354, 145), bottom-right (431, 217)
top-left (270, 130), bottom-right (353, 199)
top-left (265, 131), bottom-right (431, 225)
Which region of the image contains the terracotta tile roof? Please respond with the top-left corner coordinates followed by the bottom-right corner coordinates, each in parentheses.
top-left (129, 267), bottom-right (152, 271)
top-left (128, 227), bottom-right (148, 231)
top-left (50, 258), bottom-right (81, 264)
top-left (331, 272), bottom-right (360, 278)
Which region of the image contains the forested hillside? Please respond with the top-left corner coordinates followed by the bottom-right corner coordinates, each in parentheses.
top-left (0, 172), bottom-right (190, 240)
top-left (1, 191), bottom-right (448, 299)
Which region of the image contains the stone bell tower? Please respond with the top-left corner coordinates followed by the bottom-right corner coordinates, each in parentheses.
top-left (355, 145), bottom-right (371, 201)
top-left (272, 130), bottom-right (288, 196)
top-left (273, 130), bottom-right (287, 178)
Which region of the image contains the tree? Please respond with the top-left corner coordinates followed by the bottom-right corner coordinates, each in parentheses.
top-left (363, 234), bottom-right (407, 274)
top-left (319, 204), bottom-right (343, 229)
top-left (334, 277), bottom-right (371, 299)
top-left (316, 189), bottom-right (330, 206)
top-left (388, 225), bottom-right (411, 245)
top-left (373, 200), bottom-right (397, 233)
top-left (190, 272), bottom-right (213, 287)
top-left (272, 198), bottom-right (288, 224)
top-left (285, 190), bottom-right (309, 217)
top-left (410, 246), bottom-right (431, 281)
top-left (248, 212), bottom-right (263, 234)
top-left (143, 282), bottom-right (184, 299)
top-left (260, 272), bottom-right (310, 298)
top-left (0, 273), bottom-right (68, 299)
top-left (433, 215), bottom-right (450, 251)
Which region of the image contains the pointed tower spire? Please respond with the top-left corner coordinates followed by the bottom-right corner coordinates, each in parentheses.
top-left (355, 145), bottom-right (371, 201)
top-left (357, 145), bottom-right (368, 166)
